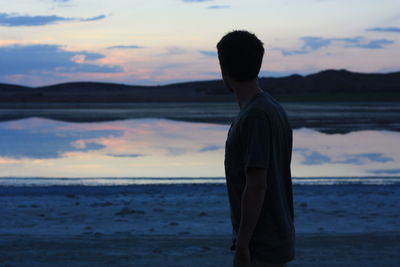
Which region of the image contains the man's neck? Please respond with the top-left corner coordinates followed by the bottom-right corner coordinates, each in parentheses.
top-left (232, 79), bottom-right (263, 109)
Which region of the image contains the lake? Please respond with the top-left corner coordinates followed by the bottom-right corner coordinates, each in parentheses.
top-left (0, 102), bottom-right (399, 185)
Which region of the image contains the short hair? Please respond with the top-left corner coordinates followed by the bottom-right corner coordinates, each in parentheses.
top-left (217, 30), bottom-right (264, 82)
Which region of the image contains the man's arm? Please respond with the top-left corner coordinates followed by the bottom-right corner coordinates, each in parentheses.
top-left (236, 167), bottom-right (267, 248)
top-left (234, 168), bottom-right (267, 267)
top-left (234, 115), bottom-right (270, 266)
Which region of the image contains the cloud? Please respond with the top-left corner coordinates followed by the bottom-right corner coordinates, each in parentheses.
top-left (335, 153), bottom-right (393, 165)
top-left (199, 50), bottom-right (217, 57)
top-left (333, 37), bottom-right (393, 49)
top-left (0, 128), bottom-right (121, 159)
top-left (297, 150), bottom-right (332, 165)
top-left (278, 37), bottom-right (332, 56)
top-left (295, 148), bottom-right (393, 166)
top-left (278, 36), bottom-right (394, 56)
top-left (367, 27), bottom-right (400, 33)
top-left (106, 153), bottom-right (145, 158)
top-left (0, 13), bottom-right (71, 27)
top-left (0, 12), bottom-right (106, 27)
top-left (80, 15), bottom-right (106, 22)
top-left (359, 39), bottom-right (394, 48)
top-left (107, 45), bottom-right (144, 49)
top-left (0, 44), bottom-right (123, 75)
top-left (199, 145), bottom-right (222, 152)
top-left (207, 5), bottom-right (230, 9)
top-left (368, 169), bottom-right (400, 175)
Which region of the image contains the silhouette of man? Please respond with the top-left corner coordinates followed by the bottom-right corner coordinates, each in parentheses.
top-left (217, 30), bottom-right (295, 267)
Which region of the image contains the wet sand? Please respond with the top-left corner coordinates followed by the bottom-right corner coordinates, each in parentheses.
top-left (1, 184), bottom-right (399, 266)
top-left (1, 233), bottom-right (399, 266)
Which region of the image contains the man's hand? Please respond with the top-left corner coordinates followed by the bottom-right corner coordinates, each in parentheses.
top-left (234, 245), bottom-right (251, 267)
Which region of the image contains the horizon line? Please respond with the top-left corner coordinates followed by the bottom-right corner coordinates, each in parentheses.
top-left (1, 68), bottom-right (400, 88)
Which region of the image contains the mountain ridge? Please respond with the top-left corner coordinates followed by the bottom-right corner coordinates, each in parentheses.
top-left (1, 69), bottom-right (399, 102)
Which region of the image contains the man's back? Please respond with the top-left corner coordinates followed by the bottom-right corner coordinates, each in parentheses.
top-left (224, 91), bottom-right (295, 264)
top-left (217, 30), bottom-right (294, 266)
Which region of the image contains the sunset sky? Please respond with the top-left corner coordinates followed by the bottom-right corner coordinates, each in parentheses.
top-left (1, 0), bottom-right (399, 86)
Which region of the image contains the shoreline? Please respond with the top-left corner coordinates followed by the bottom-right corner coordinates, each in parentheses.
top-left (1, 176), bottom-right (399, 187)
top-left (1, 102), bottom-right (400, 133)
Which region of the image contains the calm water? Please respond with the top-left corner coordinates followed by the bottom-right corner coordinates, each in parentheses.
top-left (1, 102), bottom-right (400, 132)
top-left (1, 111), bottom-right (400, 186)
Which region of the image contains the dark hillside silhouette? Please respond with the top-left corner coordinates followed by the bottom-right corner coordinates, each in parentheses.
top-left (1, 69), bottom-right (399, 103)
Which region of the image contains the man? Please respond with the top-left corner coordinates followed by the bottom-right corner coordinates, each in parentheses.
top-left (217, 30), bottom-right (295, 267)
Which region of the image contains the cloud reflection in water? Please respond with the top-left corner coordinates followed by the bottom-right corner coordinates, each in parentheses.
top-left (0, 118), bottom-right (399, 178)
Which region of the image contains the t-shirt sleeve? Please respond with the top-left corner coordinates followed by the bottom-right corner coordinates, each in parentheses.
top-left (240, 115), bottom-right (270, 171)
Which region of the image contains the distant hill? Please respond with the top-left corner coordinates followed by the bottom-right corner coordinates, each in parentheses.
top-left (1, 69), bottom-right (400, 103)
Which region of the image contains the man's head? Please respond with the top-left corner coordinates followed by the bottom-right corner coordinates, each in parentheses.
top-left (217, 30), bottom-right (264, 83)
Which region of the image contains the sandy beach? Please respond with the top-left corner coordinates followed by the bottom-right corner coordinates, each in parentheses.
top-left (1, 184), bottom-right (399, 266)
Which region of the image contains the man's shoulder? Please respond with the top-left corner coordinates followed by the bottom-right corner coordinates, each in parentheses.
top-left (242, 93), bottom-right (276, 119)
top-left (240, 93), bottom-right (290, 129)
top-left (237, 106), bottom-right (270, 133)
top-left (239, 106), bottom-right (268, 125)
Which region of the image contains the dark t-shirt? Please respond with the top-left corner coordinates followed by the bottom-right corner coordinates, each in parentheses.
top-left (224, 91), bottom-right (295, 264)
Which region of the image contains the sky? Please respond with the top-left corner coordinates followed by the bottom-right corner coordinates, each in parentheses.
top-left (0, 0), bottom-right (399, 87)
